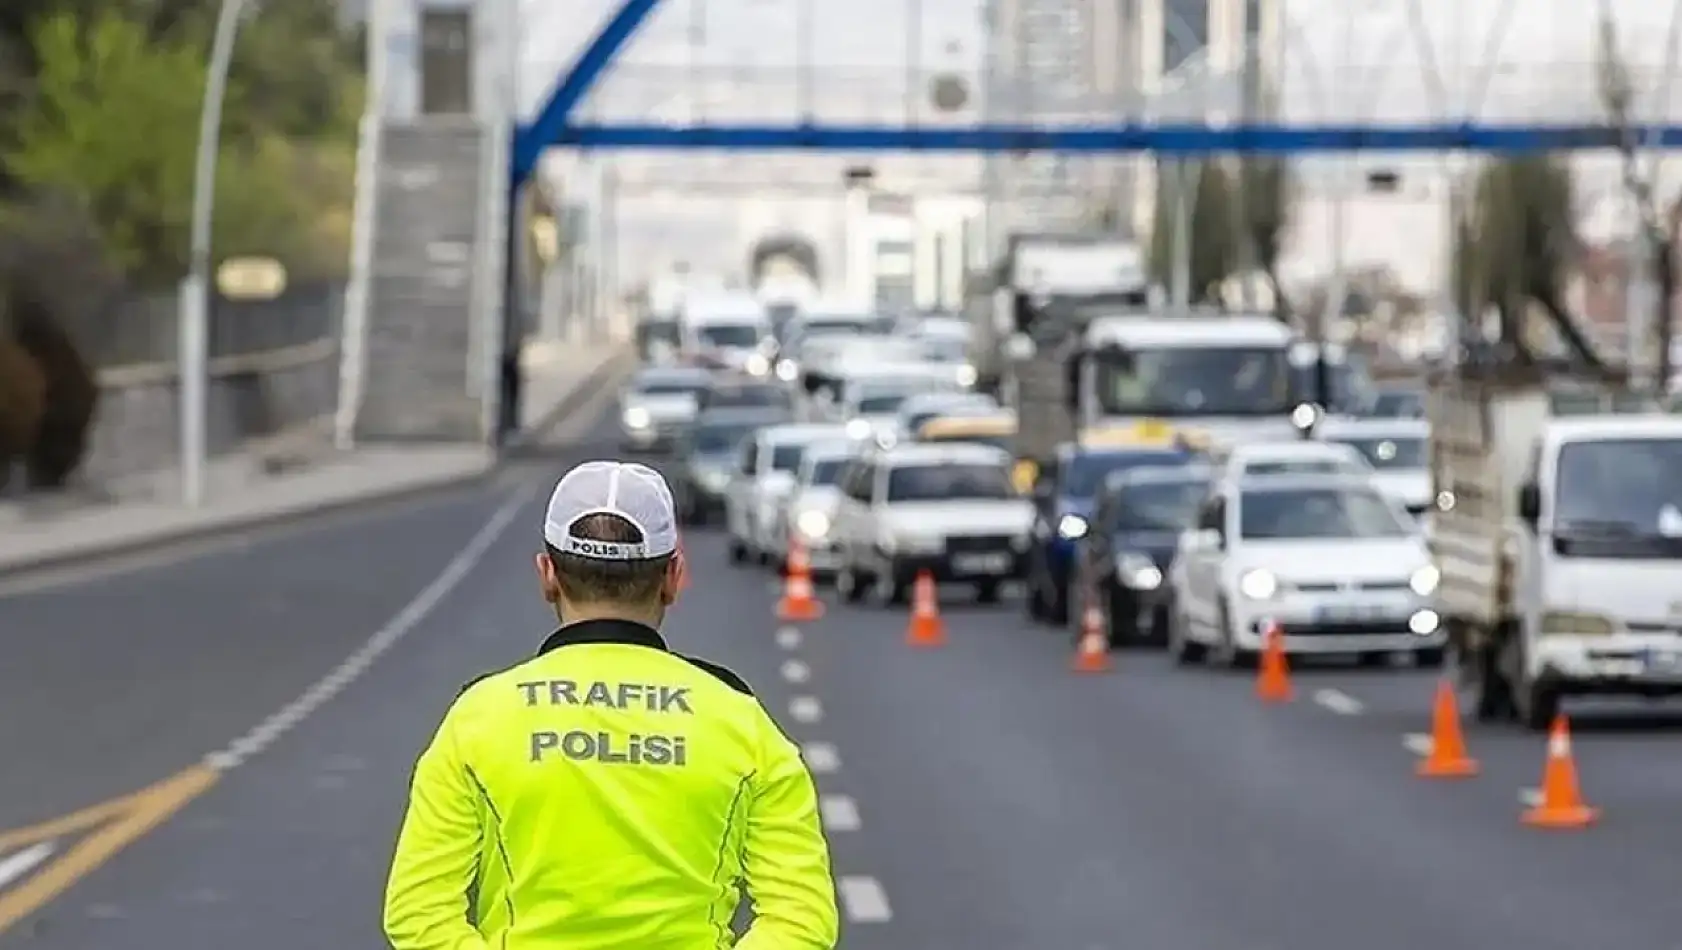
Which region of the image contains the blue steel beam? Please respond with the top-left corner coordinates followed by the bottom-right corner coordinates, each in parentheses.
top-left (533, 121), bottom-right (1682, 153)
top-left (512, 0), bottom-right (666, 184)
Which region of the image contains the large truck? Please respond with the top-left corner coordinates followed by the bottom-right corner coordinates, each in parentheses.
top-left (974, 234), bottom-right (1150, 466)
top-left (1429, 359), bottom-right (1682, 729)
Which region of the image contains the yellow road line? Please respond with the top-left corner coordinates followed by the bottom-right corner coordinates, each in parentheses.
top-left (0, 765), bottom-right (219, 934)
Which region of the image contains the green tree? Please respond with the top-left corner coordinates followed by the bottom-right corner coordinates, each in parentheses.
top-left (6, 10), bottom-right (204, 283)
top-left (1149, 160), bottom-right (1236, 303)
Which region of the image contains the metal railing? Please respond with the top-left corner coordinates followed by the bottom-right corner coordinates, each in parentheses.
top-left (68, 281), bottom-right (344, 371)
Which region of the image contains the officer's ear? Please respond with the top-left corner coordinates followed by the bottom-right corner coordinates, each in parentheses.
top-left (535, 551), bottom-right (561, 604)
top-left (662, 548), bottom-right (688, 606)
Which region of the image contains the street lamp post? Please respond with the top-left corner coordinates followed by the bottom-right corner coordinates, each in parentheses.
top-left (178, 0), bottom-right (248, 507)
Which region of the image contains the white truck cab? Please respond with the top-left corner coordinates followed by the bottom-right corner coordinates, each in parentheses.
top-left (1433, 381), bottom-right (1682, 729)
top-left (1074, 315), bottom-right (1303, 450)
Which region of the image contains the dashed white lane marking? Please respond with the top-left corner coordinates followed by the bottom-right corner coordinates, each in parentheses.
top-left (780, 659), bottom-right (812, 684)
top-left (819, 795), bottom-right (861, 831)
top-left (1402, 733), bottom-right (1433, 757)
top-left (0, 842), bottom-right (55, 889)
top-left (203, 481), bottom-right (540, 771)
top-left (1312, 688), bottom-right (1364, 716)
top-left (789, 696), bottom-right (823, 723)
top-left (1519, 787), bottom-right (1542, 807)
top-left (838, 875), bottom-right (893, 922)
top-left (775, 627), bottom-right (802, 649)
top-left (803, 742), bottom-right (841, 773)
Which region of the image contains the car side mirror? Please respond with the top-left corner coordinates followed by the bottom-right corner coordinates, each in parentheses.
top-left (1517, 482), bottom-right (1540, 526)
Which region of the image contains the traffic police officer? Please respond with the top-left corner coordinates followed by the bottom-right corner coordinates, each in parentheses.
top-left (383, 461), bottom-right (840, 948)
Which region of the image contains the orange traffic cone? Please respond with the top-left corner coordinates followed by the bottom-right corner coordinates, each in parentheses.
top-left (1072, 599), bottom-right (1112, 673)
top-left (776, 538), bottom-right (824, 622)
top-left (905, 571), bottom-right (946, 647)
top-left (1255, 620), bottom-right (1294, 702)
top-left (1417, 678), bottom-right (1479, 778)
top-left (1521, 715), bottom-right (1599, 829)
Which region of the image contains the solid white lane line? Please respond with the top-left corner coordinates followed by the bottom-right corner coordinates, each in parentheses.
top-left (789, 696), bottom-right (823, 723)
top-left (803, 742), bottom-right (841, 773)
top-left (838, 876), bottom-right (893, 922)
top-left (819, 795), bottom-right (861, 831)
top-left (204, 482), bottom-right (540, 771)
top-left (0, 842), bottom-right (55, 889)
top-left (1312, 688), bottom-right (1364, 716)
top-left (1401, 733), bottom-right (1433, 757)
top-left (780, 659), bottom-right (811, 684)
top-left (775, 627), bottom-right (802, 649)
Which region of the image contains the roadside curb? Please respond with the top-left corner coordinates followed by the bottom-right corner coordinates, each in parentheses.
top-left (0, 348), bottom-right (634, 583)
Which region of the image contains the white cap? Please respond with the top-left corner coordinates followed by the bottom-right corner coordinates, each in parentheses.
top-left (543, 461), bottom-right (678, 561)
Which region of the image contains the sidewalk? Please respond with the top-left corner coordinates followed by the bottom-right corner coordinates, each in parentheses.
top-left (0, 341), bottom-right (632, 576)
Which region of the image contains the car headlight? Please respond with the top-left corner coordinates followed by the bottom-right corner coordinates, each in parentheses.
top-left (845, 419), bottom-right (873, 439)
top-left (776, 359), bottom-right (798, 381)
top-left (796, 509), bottom-right (831, 538)
top-left (623, 406), bottom-right (651, 429)
top-left (1408, 564), bottom-right (1440, 596)
top-left (956, 364), bottom-right (978, 387)
top-left (1238, 568), bottom-right (1278, 600)
top-left (1117, 552), bottom-right (1162, 590)
top-left (1056, 514), bottom-right (1088, 540)
top-left (745, 353), bottom-right (770, 376)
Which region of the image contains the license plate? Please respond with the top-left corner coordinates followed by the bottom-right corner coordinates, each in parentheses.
top-left (953, 553), bottom-right (1011, 575)
top-left (1312, 602), bottom-right (1389, 623)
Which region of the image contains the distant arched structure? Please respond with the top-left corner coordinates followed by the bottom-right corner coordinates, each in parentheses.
top-left (748, 234), bottom-right (821, 286)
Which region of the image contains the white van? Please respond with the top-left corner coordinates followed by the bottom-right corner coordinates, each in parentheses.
top-left (681, 292), bottom-right (772, 375)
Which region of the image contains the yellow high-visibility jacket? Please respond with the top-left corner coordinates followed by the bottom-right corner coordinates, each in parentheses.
top-left (383, 618), bottom-right (839, 949)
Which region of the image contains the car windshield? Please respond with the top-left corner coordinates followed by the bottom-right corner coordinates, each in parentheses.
top-left (1095, 345), bottom-right (1293, 416)
top-left (1238, 486), bottom-right (1412, 539)
top-left (1288, 357), bottom-right (1373, 412)
top-left (1115, 480), bottom-right (1208, 531)
top-left (856, 393), bottom-right (909, 414)
top-left (1061, 451), bottom-right (1186, 499)
top-left (770, 444), bottom-right (805, 471)
top-left (697, 323), bottom-right (762, 348)
top-left (691, 423), bottom-right (758, 454)
top-left (704, 385), bottom-right (788, 409)
top-left (1243, 458), bottom-right (1363, 477)
top-left (1553, 438), bottom-right (1682, 558)
top-left (807, 458), bottom-right (848, 485)
top-left (1371, 389), bottom-right (1424, 418)
top-left (1333, 436), bottom-right (1425, 470)
top-left (802, 319), bottom-right (870, 337)
top-left (919, 337), bottom-right (967, 362)
top-left (887, 463), bottom-right (1015, 501)
top-left (636, 378), bottom-right (703, 396)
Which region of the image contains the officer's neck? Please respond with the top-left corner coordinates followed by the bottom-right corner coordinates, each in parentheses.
top-left (555, 601), bottom-right (664, 631)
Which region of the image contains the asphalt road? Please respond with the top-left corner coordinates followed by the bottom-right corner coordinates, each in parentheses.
top-left (3, 407), bottom-right (1682, 948)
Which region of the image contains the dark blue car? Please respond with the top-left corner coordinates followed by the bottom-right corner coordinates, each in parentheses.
top-left (1077, 465), bottom-right (1212, 647)
top-left (1024, 441), bottom-right (1200, 625)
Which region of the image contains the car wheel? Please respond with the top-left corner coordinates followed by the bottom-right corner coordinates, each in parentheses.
top-left (976, 580), bottom-right (1001, 604)
top-left (1046, 580), bottom-right (1070, 626)
top-left (1168, 606), bottom-right (1206, 665)
top-left (1023, 572), bottom-right (1046, 621)
top-left (728, 538), bottom-right (748, 564)
top-left (1105, 587), bottom-right (1136, 648)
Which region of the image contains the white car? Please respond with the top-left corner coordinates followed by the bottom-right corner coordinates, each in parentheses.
top-left (766, 439), bottom-right (863, 573)
top-left (832, 442), bottom-right (1034, 605)
top-left (617, 366), bottom-right (710, 451)
top-left (1316, 417), bottom-right (1431, 517)
top-left (1166, 473), bottom-right (1445, 666)
top-left (724, 423), bottom-right (849, 564)
top-left (1212, 439), bottom-right (1371, 487)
